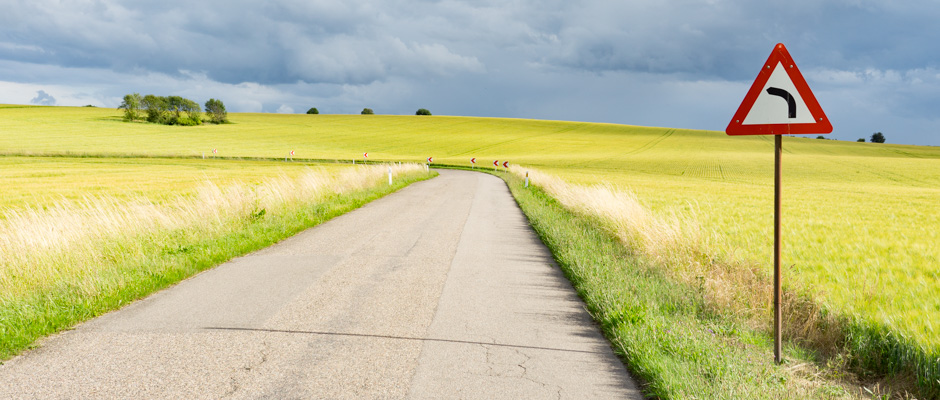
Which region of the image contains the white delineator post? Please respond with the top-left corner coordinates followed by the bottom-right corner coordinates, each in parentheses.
top-left (388, 166), bottom-right (393, 185)
top-left (525, 171), bottom-right (529, 188)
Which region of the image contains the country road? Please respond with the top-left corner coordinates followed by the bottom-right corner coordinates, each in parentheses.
top-left (0, 169), bottom-right (641, 399)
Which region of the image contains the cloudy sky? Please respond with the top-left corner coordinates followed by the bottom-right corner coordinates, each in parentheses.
top-left (1, 1), bottom-right (938, 145)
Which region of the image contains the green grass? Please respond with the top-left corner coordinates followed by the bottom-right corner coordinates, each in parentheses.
top-left (2, 105), bottom-right (938, 396)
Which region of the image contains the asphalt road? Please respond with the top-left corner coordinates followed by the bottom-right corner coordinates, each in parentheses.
top-left (0, 169), bottom-right (642, 399)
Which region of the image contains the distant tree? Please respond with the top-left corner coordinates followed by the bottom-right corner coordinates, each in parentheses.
top-left (139, 94), bottom-right (203, 125)
top-left (306, 107), bottom-right (319, 115)
top-left (857, 138), bottom-right (866, 142)
top-left (871, 132), bottom-right (886, 143)
top-left (361, 108), bottom-right (374, 115)
top-left (205, 98), bottom-right (228, 124)
top-left (118, 93), bottom-right (142, 121)
top-left (141, 95), bottom-right (168, 123)
top-left (416, 108), bottom-right (431, 116)
top-left (179, 98), bottom-right (202, 125)
top-left (166, 96), bottom-right (185, 123)
top-left (816, 135), bottom-right (826, 139)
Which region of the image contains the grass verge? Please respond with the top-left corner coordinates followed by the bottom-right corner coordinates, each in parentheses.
top-left (502, 166), bottom-right (939, 399)
top-left (494, 169), bottom-right (909, 399)
top-left (0, 164), bottom-right (434, 360)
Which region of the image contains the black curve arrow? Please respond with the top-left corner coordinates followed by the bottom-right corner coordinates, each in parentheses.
top-left (766, 87), bottom-right (796, 118)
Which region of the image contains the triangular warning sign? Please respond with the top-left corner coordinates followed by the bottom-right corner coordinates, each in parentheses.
top-left (726, 43), bottom-right (832, 135)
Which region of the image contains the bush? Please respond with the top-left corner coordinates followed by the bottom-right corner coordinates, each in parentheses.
top-left (871, 132), bottom-right (886, 143)
top-left (306, 107), bottom-right (319, 115)
top-left (361, 108), bottom-right (374, 115)
top-left (416, 108), bottom-right (431, 116)
top-left (857, 138), bottom-right (865, 142)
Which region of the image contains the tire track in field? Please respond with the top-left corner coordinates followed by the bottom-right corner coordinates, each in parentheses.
top-left (814, 155), bottom-right (938, 187)
top-left (448, 123), bottom-right (589, 158)
top-left (565, 128), bottom-right (677, 169)
top-left (624, 128), bottom-right (676, 155)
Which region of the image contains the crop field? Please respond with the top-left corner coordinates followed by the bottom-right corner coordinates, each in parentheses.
top-left (0, 156), bottom-right (348, 212)
top-left (2, 105), bottom-right (938, 393)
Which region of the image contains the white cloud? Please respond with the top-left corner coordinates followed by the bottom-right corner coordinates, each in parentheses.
top-left (276, 104), bottom-right (294, 114)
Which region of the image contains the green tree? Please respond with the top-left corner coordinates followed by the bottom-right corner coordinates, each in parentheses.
top-left (871, 132), bottom-right (886, 143)
top-left (416, 108), bottom-right (431, 116)
top-left (118, 93), bottom-right (142, 121)
top-left (361, 108), bottom-right (374, 115)
top-left (857, 138), bottom-right (865, 142)
top-left (166, 96), bottom-right (185, 123)
top-left (141, 95), bottom-right (168, 123)
top-left (306, 107), bottom-right (319, 115)
top-left (140, 94), bottom-right (204, 125)
top-left (179, 98), bottom-right (202, 125)
top-left (816, 135), bottom-right (826, 139)
top-left (205, 98), bottom-right (228, 124)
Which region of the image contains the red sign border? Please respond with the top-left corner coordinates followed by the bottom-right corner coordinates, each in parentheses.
top-left (726, 43), bottom-right (832, 136)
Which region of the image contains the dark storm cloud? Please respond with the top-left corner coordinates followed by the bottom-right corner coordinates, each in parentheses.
top-left (2, 0), bottom-right (937, 82)
top-left (0, 0), bottom-right (483, 85)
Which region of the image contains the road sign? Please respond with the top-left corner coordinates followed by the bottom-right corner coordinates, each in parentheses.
top-left (726, 43), bottom-right (834, 365)
top-left (427, 157), bottom-right (433, 163)
top-left (493, 160), bottom-right (498, 166)
top-left (290, 150), bottom-right (294, 156)
top-left (726, 43), bottom-right (832, 136)
top-left (502, 161), bottom-right (508, 168)
top-left (471, 157), bottom-right (476, 163)
top-left (364, 152), bottom-right (368, 158)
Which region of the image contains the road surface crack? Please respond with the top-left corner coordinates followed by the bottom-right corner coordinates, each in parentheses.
top-left (223, 340), bottom-right (270, 398)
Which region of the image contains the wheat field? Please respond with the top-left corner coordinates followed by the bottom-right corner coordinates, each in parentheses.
top-left (3, 105), bottom-right (938, 350)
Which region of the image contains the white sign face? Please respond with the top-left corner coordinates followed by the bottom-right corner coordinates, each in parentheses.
top-left (741, 62), bottom-right (816, 125)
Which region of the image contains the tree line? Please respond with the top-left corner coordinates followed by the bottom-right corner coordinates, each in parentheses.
top-left (306, 107), bottom-right (432, 115)
top-left (119, 93), bottom-right (228, 125)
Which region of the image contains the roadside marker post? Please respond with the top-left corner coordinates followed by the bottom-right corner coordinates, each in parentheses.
top-left (388, 166), bottom-right (393, 185)
top-left (493, 160), bottom-right (498, 171)
top-left (471, 157), bottom-right (476, 169)
top-left (726, 43), bottom-right (831, 364)
top-left (502, 161), bottom-right (509, 169)
top-left (525, 171), bottom-right (529, 188)
top-left (364, 152), bottom-right (368, 164)
top-left (426, 157), bottom-right (432, 172)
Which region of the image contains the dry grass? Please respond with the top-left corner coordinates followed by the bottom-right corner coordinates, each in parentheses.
top-left (514, 165), bottom-right (837, 331)
top-left (0, 163), bottom-right (423, 299)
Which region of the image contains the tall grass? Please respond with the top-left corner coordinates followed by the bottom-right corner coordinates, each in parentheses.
top-left (0, 163), bottom-right (428, 359)
top-left (511, 166), bottom-right (937, 398)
